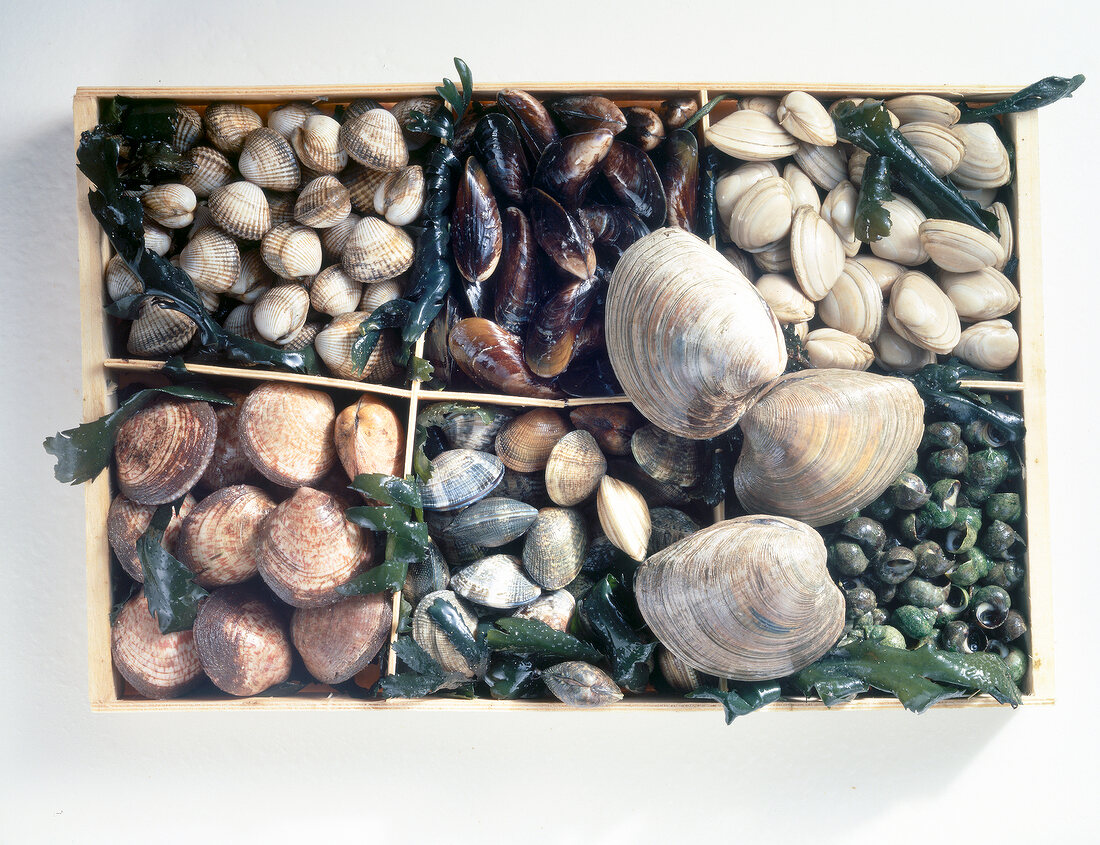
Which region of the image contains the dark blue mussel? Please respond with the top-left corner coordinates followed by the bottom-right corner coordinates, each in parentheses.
top-left (525, 274), bottom-right (601, 378)
top-left (526, 188), bottom-right (596, 281)
top-left (533, 129), bottom-right (614, 208)
top-left (472, 113), bottom-right (530, 206)
top-left (493, 207), bottom-right (542, 334)
top-left (548, 95), bottom-right (627, 135)
top-left (601, 140), bottom-right (667, 229)
top-left (452, 157), bottom-right (503, 316)
top-left (498, 89), bottom-right (560, 161)
top-left (660, 128), bottom-right (698, 232)
top-left (577, 205), bottom-right (649, 260)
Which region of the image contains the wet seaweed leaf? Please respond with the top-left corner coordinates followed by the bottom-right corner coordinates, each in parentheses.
top-left (349, 473), bottom-right (422, 508)
top-left (687, 682), bottom-right (782, 725)
top-left (346, 507), bottom-right (430, 547)
top-left (485, 617), bottom-right (604, 664)
top-left (428, 597), bottom-right (489, 673)
top-left (485, 657), bottom-right (542, 699)
top-left (907, 361), bottom-right (1025, 442)
top-left (138, 502), bottom-right (209, 634)
top-left (350, 298), bottom-right (412, 374)
top-left (378, 637), bottom-right (447, 697)
top-left (43, 384), bottom-right (231, 485)
top-left (576, 575), bottom-right (656, 693)
top-left (681, 95), bottom-right (727, 131)
top-left (958, 75), bottom-right (1085, 123)
top-left (855, 154), bottom-right (894, 242)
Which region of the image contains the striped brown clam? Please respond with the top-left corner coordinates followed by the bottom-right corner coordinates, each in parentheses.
top-left (342, 216), bottom-right (415, 283)
top-left (314, 314), bottom-right (401, 383)
top-left (443, 497), bottom-right (538, 547)
top-left (180, 226), bottom-right (241, 294)
top-left (256, 486), bottom-right (371, 607)
top-left (181, 146), bottom-right (234, 198)
top-left (606, 228), bottom-right (786, 440)
top-left (115, 397), bottom-right (217, 505)
top-left (252, 284), bottom-right (310, 344)
top-left (111, 590), bottom-right (204, 699)
top-left (238, 382), bottom-right (336, 487)
top-left (260, 222), bottom-right (322, 280)
top-left (495, 409), bottom-right (570, 473)
top-left (419, 448), bottom-right (505, 511)
top-left (451, 554), bottom-right (541, 609)
top-left (333, 395), bottom-right (405, 482)
top-left (544, 430), bottom-right (607, 506)
top-left (203, 103), bottom-right (262, 155)
top-left (176, 485), bottom-right (276, 588)
top-left (126, 300), bottom-right (197, 357)
top-left (310, 265), bottom-right (362, 316)
top-left (295, 174), bottom-right (352, 229)
top-left (267, 102), bottom-right (322, 139)
top-left (630, 424), bottom-right (702, 487)
top-left (339, 107), bottom-right (409, 171)
top-left (522, 506), bottom-right (587, 589)
top-left (238, 127), bottom-right (301, 191)
top-left (141, 183), bottom-right (197, 229)
top-left (291, 593), bottom-right (392, 684)
top-left (292, 114), bottom-right (348, 174)
top-left (413, 589), bottom-right (480, 677)
top-left (733, 369), bottom-right (925, 526)
top-left (107, 493), bottom-right (195, 582)
top-left (543, 661), bottom-right (623, 707)
top-left (635, 516), bottom-right (844, 680)
top-left (208, 181), bottom-right (271, 241)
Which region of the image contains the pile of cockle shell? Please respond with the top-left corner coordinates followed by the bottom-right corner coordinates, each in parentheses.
top-left (707, 92), bottom-right (1021, 374)
top-left (108, 382), bottom-right (406, 698)
top-left (108, 98), bottom-right (438, 382)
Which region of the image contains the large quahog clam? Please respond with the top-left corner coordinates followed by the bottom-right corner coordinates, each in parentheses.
top-left (733, 369), bottom-right (925, 526)
top-left (635, 516), bottom-right (844, 681)
top-left (606, 228), bottom-right (787, 440)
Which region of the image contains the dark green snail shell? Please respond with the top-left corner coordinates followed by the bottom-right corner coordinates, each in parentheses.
top-left (984, 492), bottom-right (1022, 524)
top-left (897, 576), bottom-right (949, 609)
top-left (891, 472), bottom-right (931, 511)
top-left (914, 540), bottom-right (952, 578)
top-left (982, 560), bottom-right (1026, 591)
top-left (964, 448), bottom-right (1011, 489)
top-left (949, 547), bottom-right (992, 586)
top-left (999, 609), bottom-right (1028, 642)
top-left (936, 584), bottom-right (970, 624)
top-left (926, 445), bottom-right (969, 478)
top-left (829, 540), bottom-right (870, 577)
top-left (840, 516), bottom-right (888, 556)
top-left (892, 605), bottom-right (938, 639)
top-left (922, 421), bottom-right (962, 451)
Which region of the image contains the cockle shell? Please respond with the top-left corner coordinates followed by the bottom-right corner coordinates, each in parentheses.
top-left (333, 395), bottom-right (405, 482)
top-left (176, 485), bottom-right (276, 588)
top-left (635, 516), bottom-right (845, 680)
top-left (106, 255), bottom-right (143, 301)
top-left (251, 284), bottom-right (309, 344)
top-left (115, 397), bottom-right (216, 505)
top-left (817, 258), bottom-right (883, 341)
top-left (804, 328), bottom-right (875, 371)
top-left (221, 303), bottom-right (261, 340)
top-left (294, 174), bottom-right (352, 229)
top-left (291, 593), bottom-right (392, 685)
top-left (228, 249), bottom-right (272, 302)
top-left (821, 180), bottom-right (860, 258)
top-left (309, 265), bottom-right (361, 316)
top-left (360, 277), bottom-right (403, 314)
top-left (543, 661), bottom-right (623, 706)
top-left (728, 175), bottom-right (793, 251)
top-left (715, 162), bottom-right (778, 227)
top-left (320, 212), bottom-right (361, 259)
top-left (734, 370), bottom-right (925, 526)
top-left (451, 554), bottom-right (542, 609)
top-left (390, 96), bottom-right (441, 150)
top-left (380, 165), bottom-right (426, 226)
top-left (292, 115), bottom-right (348, 174)
top-left (342, 216), bottom-right (415, 283)
top-left (873, 324), bottom-right (936, 374)
top-left (180, 146), bottom-right (234, 198)
top-left (920, 219), bottom-right (1005, 273)
top-left (141, 183), bottom-right (197, 228)
top-left (209, 181), bottom-right (270, 241)
top-left (257, 487), bottom-right (370, 608)
top-left (790, 206), bottom-right (846, 301)
top-left (444, 497), bottom-right (539, 547)
top-left (494, 409), bottom-right (570, 473)
top-left (606, 228), bottom-right (787, 439)
top-left (314, 313), bottom-right (401, 382)
top-left (266, 191), bottom-right (297, 227)
top-left (898, 122), bottom-right (966, 178)
top-left (953, 319), bottom-right (1020, 371)
top-left (260, 222), bottom-right (322, 280)
top-left (193, 585), bottom-right (293, 695)
top-left (949, 123), bottom-right (1012, 189)
top-left (180, 226), bottom-right (241, 294)
top-left (419, 449), bottom-right (504, 511)
top-left (339, 108), bottom-right (409, 172)
top-left (107, 493), bottom-right (194, 582)
top-left (238, 127), bottom-right (301, 191)
top-left (283, 321), bottom-right (321, 352)
top-left (267, 102), bottom-right (322, 139)
top-left (885, 94), bottom-right (960, 127)
top-left (522, 506), bottom-right (588, 589)
top-left (544, 430), bottom-right (607, 506)
top-left (888, 270), bottom-right (962, 353)
top-left (239, 382), bottom-right (336, 487)
top-left (413, 590), bottom-right (479, 677)
top-left (631, 424), bottom-right (702, 487)
top-left (792, 142), bottom-right (847, 190)
top-left (777, 92), bottom-right (836, 146)
top-left (705, 109), bottom-right (799, 161)
top-left (512, 589), bottom-right (576, 633)
top-left (342, 165), bottom-right (390, 214)
top-left (171, 105), bottom-right (203, 153)
top-left (203, 103), bottom-right (262, 155)
top-left (869, 196), bottom-right (929, 266)
top-left (127, 299), bottom-right (197, 357)
top-left (937, 266), bottom-right (1020, 321)
top-left (596, 476), bottom-right (650, 562)
top-left (112, 591), bottom-right (203, 699)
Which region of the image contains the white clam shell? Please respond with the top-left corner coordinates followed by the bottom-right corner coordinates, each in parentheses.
top-left (792, 142), bottom-right (847, 190)
top-left (291, 115), bottom-right (348, 175)
top-left (820, 180), bottom-right (860, 258)
top-left (952, 319), bottom-right (1020, 371)
top-left (260, 222), bottom-right (323, 280)
top-left (804, 328), bottom-right (874, 371)
top-left (754, 273), bottom-right (815, 323)
top-left (869, 196), bottom-right (928, 266)
top-left (728, 176), bottom-right (793, 251)
top-left (310, 265), bottom-right (362, 316)
top-left (596, 476), bottom-right (650, 562)
top-left (715, 162), bottom-right (777, 227)
top-left (252, 284), bottom-right (310, 345)
top-left (817, 259), bottom-right (883, 341)
top-left (782, 163), bottom-right (821, 212)
top-left (790, 206), bottom-right (846, 301)
top-left (873, 323), bottom-right (936, 374)
top-left (885, 94), bottom-right (960, 127)
top-left (898, 122), bottom-right (966, 177)
top-left (937, 266), bottom-right (1020, 321)
top-left (141, 183), bottom-right (197, 229)
top-left (949, 123), bottom-right (1011, 189)
top-left (853, 255), bottom-right (906, 294)
top-left (989, 202), bottom-right (1013, 271)
top-left (208, 181), bottom-right (271, 241)
top-left (267, 102), bottom-right (321, 140)
top-left (705, 109), bottom-right (799, 161)
top-left (919, 218), bottom-right (1005, 273)
top-left (777, 91), bottom-right (836, 146)
top-left (180, 226), bottom-right (241, 294)
top-left (887, 270), bottom-right (961, 353)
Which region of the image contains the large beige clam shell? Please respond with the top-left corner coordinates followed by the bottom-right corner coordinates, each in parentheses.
top-left (112, 591), bottom-right (204, 699)
top-left (949, 123), bottom-right (1011, 189)
top-left (733, 369), bottom-right (925, 526)
top-left (239, 382), bottom-right (336, 487)
top-left (898, 122), bottom-right (965, 177)
top-left (291, 593), bottom-right (392, 684)
top-left (606, 228), bottom-right (787, 440)
top-left (115, 397), bottom-right (217, 505)
top-left (790, 206), bottom-right (846, 301)
top-left (177, 484), bottom-right (275, 588)
top-left (804, 328), bottom-right (874, 371)
top-left (635, 515), bottom-right (845, 680)
top-left (334, 395), bottom-right (405, 482)
top-left (782, 163), bottom-right (821, 213)
top-left (952, 319), bottom-right (1020, 371)
top-left (193, 585), bottom-right (293, 695)
top-left (888, 270), bottom-right (962, 353)
top-left (937, 266), bottom-right (1020, 321)
top-left (705, 109), bottom-right (799, 161)
top-left (920, 219), bottom-right (1005, 273)
top-left (869, 197), bottom-right (928, 266)
top-left (817, 258), bottom-right (883, 341)
top-left (777, 92), bottom-right (836, 147)
top-left (342, 216), bottom-right (415, 283)
top-left (873, 324), bottom-right (936, 374)
top-left (107, 493), bottom-right (194, 582)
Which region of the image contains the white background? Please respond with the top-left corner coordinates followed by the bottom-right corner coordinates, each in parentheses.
top-left (1, 1), bottom-right (1097, 840)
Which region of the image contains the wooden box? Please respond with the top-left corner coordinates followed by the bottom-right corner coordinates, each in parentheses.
top-left (75, 83), bottom-right (1054, 712)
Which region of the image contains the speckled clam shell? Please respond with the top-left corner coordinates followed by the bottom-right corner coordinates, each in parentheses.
top-left (715, 162), bottom-right (777, 227)
top-left (291, 593), bottom-right (392, 684)
top-left (919, 219), bottom-right (1005, 273)
top-left (495, 409), bottom-right (570, 473)
top-left (818, 259), bottom-right (883, 342)
top-left (257, 487), bottom-right (370, 608)
top-left (403, 542), bottom-right (451, 606)
top-left (342, 165), bottom-right (391, 214)
top-left (953, 319), bottom-right (1020, 371)
top-left (705, 109), bottom-right (799, 161)
top-left (209, 181), bottom-right (271, 241)
top-left (887, 270), bottom-right (962, 353)
top-left (543, 661), bottom-right (623, 706)
top-left (112, 591), bottom-right (204, 699)
top-left (873, 324), bottom-right (936, 374)
top-left (239, 382), bottom-right (336, 487)
top-left (426, 509), bottom-right (485, 565)
top-left (733, 369), bottom-right (925, 526)
top-left (568, 404), bottom-right (643, 457)
top-left (194, 585), bottom-right (293, 696)
top-left (340, 108), bottom-right (409, 172)
top-left (647, 507), bottom-right (701, 556)
top-left (107, 493), bottom-right (195, 582)
top-left (180, 226), bottom-right (241, 294)
top-left (596, 476), bottom-right (650, 562)
top-left (413, 589), bottom-right (480, 677)
top-left (656, 644), bottom-right (703, 691)
top-left (606, 228), bottom-right (787, 440)
top-left (885, 94), bottom-right (960, 127)
top-left (295, 175), bottom-right (352, 229)
top-left (236, 127), bottom-right (299, 191)
top-left (127, 299), bottom-right (197, 357)
top-left (176, 485), bottom-right (275, 588)
top-left (869, 197), bottom-right (928, 266)
top-left (635, 516), bottom-right (845, 681)
top-left (252, 284), bottom-right (309, 345)
top-left (314, 313), bottom-right (401, 382)
top-left (512, 589), bottom-right (575, 632)
top-left (522, 506), bottom-right (587, 590)
top-left (444, 497), bottom-right (538, 548)
top-left (267, 102), bottom-right (322, 139)
top-left (341, 216), bottom-right (415, 284)
top-left (754, 273), bottom-right (814, 323)
top-left (106, 255), bottom-right (143, 301)
top-left (804, 328), bottom-right (875, 371)
top-left (229, 249), bottom-right (273, 302)
top-left (141, 183), bottom-right (196, 228)
top-left (439, 406), bottom-right (515, 453)
top-left (792, 142), bottom-right (847, 191)
top-left (791, 206), bottom-right (846, 302)
top-left (631, 424), bottom-right (702, 487)
top-left (200, 390), bottom-right (259, 489)
top-left (544, 430), bottom-right (607, 507)
top-left (203, 103), bottom-right (262, 155)
top-left (820, 180), bottom-right (860, 258)
top-left (777, 92), bottom-right (836, 146)
top-left (180, 146), bottom-right (235, 198)
top-left (419, 449), bottom-right (505, 512)
top-left (291, 115), bottom-right (348, 174)
top-left (260, 222), bottom-right (322, 280)
top-left (115, 397), bottom-right (217, 505)
top-left (334, 395), bottom-right (405, 483)
top-left (949, 123), bottom-right (1011, 189)
top-left (451, 554), bottom-right (541, 609)
top-left (728, 176), bottom-right (793, 251)
top-left (898, 122), bottom-right (965, 178)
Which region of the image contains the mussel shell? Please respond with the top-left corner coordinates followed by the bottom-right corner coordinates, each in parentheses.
top-left (194, 584), bottom-right (293, 696)
top-left (497, 89), bottom-right (560, 160)
top-left (176, 484), bottom-right (276, 589)
top-left (495, 409), bottom-right (571, 473)
top-left (577, 205), bottom-right (649, 260)
top-left (557, 353), bottom-right (622, 398)
top-left (660, 129), bottom-right (698, 232)
top-left (419, 448), bottom-right (505, 511)
top-left (443, 497), bottom-right (539, 547)
top-left (569, 404), bottom-right (644, 456)
top-left (549, 95), bottom-right (627, 135)
top-left (111, 590), bottom-right (203, 699)
top-left (601, 140), bottom-right (667, 228)
top-left (522, 506), bottom-right (588, 589)
top-left (448, 317), bottom-right (565, 399)
top-left (451, 554), bottom-right (542, 609)
top-left (425, 293), bottom-right (460, 385)
top-left (115, 397), bottom-right (217, 506)
top-left (526, 188), bottom-right (596, 280)
top-left (239, 382), bottom-right (336, 487)
top-left (291, 593), bottom-right (392, 684)
top-left (493, 207), bottom-right (541, 334)
top-left (533, 129), bottom-right (614, 208)
top-left (472, 113), bottom-right (530, 205)
top-left (524, 275), bottom-right (601, 378)
top-left (658, 97), bottom-right (698, 130)
top-left (452, 157), bottom-right (504, 288)
top-left (623, 106), bottom-right (665, 151)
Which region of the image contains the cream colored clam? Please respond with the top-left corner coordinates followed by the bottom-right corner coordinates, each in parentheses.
top-left (869, 197), bottom-right (928, 266)
top-left (320, 212), bottom-right (361, 259)
top-left (342, 216), bottom-right (415, 283)
top-left (721, 244), bottom-right (757, 280)
top-left (339, 108), bottom-right (409, 172)
top-left (898, 122), bottom-right (966, 177)
top-left (804, 328), bottom-right (874, 371)
top-left (315, 313), bottom-right (401, 382)
top-left (238, 127), bottom-right (301, 191)
top-left (989, 202), bottom-right (1013, 271)
top-left (937, 266), bottom-right (1019, 321)
top-left (596, 476), bottom-right (650, 562)
top-left (360, 277), bottom-right (404, 313)
top-left (177, 485), bottom-right (276, 589)
top-left (260, 222), bottom-right (322, 280)
top-left (544, 430), bottom-right (607, 507)
top-left (777, 91), bottom-right (836, 146)
top-left (820, 180), bottom-right (860, 258)
top-left (949, 123), bottom-right (1011, 189)
top-left (728, 176), bottom-right (793, 251)
top-left (782, 163), bottom-right (821, 212)
top-left (873, 324), bottom-right (936, 373)
top-left (295, 175), bottom-right (352, 229)
top-left (847, 148), bottom-right (869, 186)
top-left (209, 181), bottom-right (270, 241)
top-left (252, 284), bottom-right (310, 345)
top-left (291, 115), bottom-right (348, 174)
top-left (141, 183), bottom-right (197, 228)
top-left (715, 162), bottom-right (777, 227)
top-left (180, 146), bottom-right (234, 198)
top-left (229, 249), bottom-right (273, 302)
top-left (817, 259), bottom-right (883, 341)
top-left (887, 271), bottom-right (961, 353)
top-left (705, 109), bottom-right (799, 161)
top-left (310, 265), bottom-right (362, 316)
top-left (853, 255), bottom-right (906, 294)
top-left (267, 102), bottom-right (321, 139)
top-left (792, 142), bottom-right (847, 190)
top-left (738, 96), bottom-right (779, 119)
top-left (953, 319), bottom-right (1020, 371)
top-left (753, 240), bottom-right (791, 273)
top-left (754, 273), bottom-right (814, 323)
top-left (920, 219), bottom-right (1005, 273)
top-left (885, 94), bottom-right (960, 127)
top-left (222, 303), bottom-right (261, 340)
top-left (180, 226), bottom-right (240, 294)
top-left (790, 206), bottom-right (846, 301)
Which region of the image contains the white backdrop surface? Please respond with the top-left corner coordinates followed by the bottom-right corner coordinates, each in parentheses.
top-left (1, 1), bottom-right (1097, 841)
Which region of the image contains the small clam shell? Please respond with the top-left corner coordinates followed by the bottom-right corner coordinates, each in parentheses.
top-left (239, 382), bottom-right (336, 487)
top-left (339, 108), bottom-right (409, 171)
top-left (140, 220), bottom-right (172, 258)
top-left (452, 554), bottom-right (541, 609)
top-left (257, 487), bottom-right (370, 608)
top-left (141, 183), bottom-right (196, 229)
top-left (495, 409), bottom-right (571, 473)
top-left (631, 424), bottom-right (702, 487)
top-left (310, 265), bottom-right (362, 316)
top-left (444, 497), bottom-right (539, 547)
top-left (607, 459), bottom-right (692, 509)
top-left (427, 510), bottom-right (485, 565)
top-left (342, 164), bottom-right (390, 214)
top-left (439, 406), bottom-right (516, 453)
top-left (238, 127), bottom-right (301, 191)
top-left (847, 148), bottom-right (870, 186)
top-left (873, 324), bottom-right (936, 374)
top-left (989, 202), bottom-right (1013, 271)
top-left (804, 328), bottom-right (875, 371)
top-left (413, 590), bottom-right (479, 677)
top-left (382, 165), bottom-right (426, 226)
top-left (320, 212), bottom-right (361, 259)
top-left (793, 142), bottom-right (847, 190)
top-left (782, 163), bottom-right (822, 212)
top-left (953, 319), bottom-right (1020, 371)
top-left (334, 395), bottom-right (405, 482)
top-left (937, 267), bottom-right (1020, 321)
top-left (295, 175), bottom-right (352, 229)
top-left (203, 103), bottom-right (262, 155)
top-left (252, 284), bottom-right (310, 344)
top-left (260, 222), bottom-right (322, 280)
top-left (919, 219), bottom-right (1005, 273)
top-left (522, 506), bottom-right (587, 589)
top-left (180, 226), bottom-right (241, 294)
top-left (115, 397), bottom-right (217, 505)
top-left (229, 249), bottom-right (273, 302)
top-left (512, 589), bottom-right (576, 632)
top-left (314, 313), bottom-right (401, 382)
top-left (420, 449), bottom-right (505, 512)
top-left (777, 92), bottom-right (836, 146)
top-left (106, 254), bottom-right (143, 301)
top-left (820, 180), bottom-right (860, 258)
top-left (949, 123), bottom-right (1011, 189)
top-left (596, 476), bottom-right (650, 562)
top-left (209, 181), bottom-right (271, 241)
top-left (754, 273), bottom-right (815, 323)
top-left (176, 485), bottom-right (276, 588)
top-left (403, 542), bottom-right (451, 606)
top-left (738, 96), bottom-right (779, 119)
top-left (291, 115), bottom-right (348, 174)
top-left (898, 122), bottom-right (966, 178)
top-left (267, 102), bottom-right (322, 139)
top-left (107, 493), bottom-right (195, 582)
top-left (853, 255), bottom-right (906, 294)
top-left (180, 146), bottom-right (235, 198)
top-left (345, 98), bottom-right (384, 120)
top-left (194, 585), bottom-right (293, 695)
top-left (282, 320), bottom-right (321, 352)
top-left (545, 430), bottom-right (607, 507)
top-left (705, 109), bottom-right (799, 161)
top-left (790, 206), bottom-right (846, 301)
top-left (715, 162), bottom-right (777, 229)
top-left (753, 240), bottom-right (792, 273)
top-left (818, 259), bottom-right (883, 341)
top-left (869, 196), bottom-right (929, 266)
top-left (359, 277), bottom-right (404, 313)
top-left (887, 271), bottom-right (962, 354)
top-left (885, 94), bottom-right (960, 127)
top-left (171, 105), bottom-right (203, 153)
top-left (728, 176), bottom-right (793, 251)
top-left (342, 216), bottom-right (415, 283)
top-left (568, 404), bottom-right (644, 457)
top-left (648, 507), bottom-right (701, 556)
top-left (390, 96), bottom-right (441, 150)
top-left (112, 591), bottom-right (203, 699)
top-left (543, 661), bottom-right (623, 707)
top-left (657, 645), bottom-right (702, 691)
top-left (266, 191), bottom-right (297, 227)
top-left (291, 593), bottom-right (392, 684)
top-left (221, 303), bottom-right (261, 341)
top-left (127, 299), bottom-right (197, 357)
